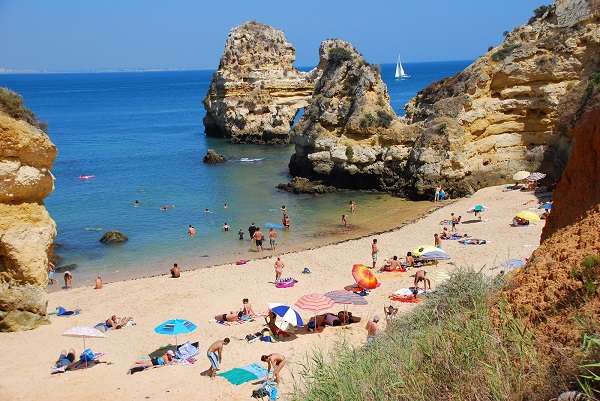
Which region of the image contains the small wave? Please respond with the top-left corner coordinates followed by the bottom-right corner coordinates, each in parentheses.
top-left (230, 158), bottom-right (264, 163)
top-left (83, 227), bottom-right (103, 231)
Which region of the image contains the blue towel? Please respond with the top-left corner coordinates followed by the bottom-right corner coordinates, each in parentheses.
top-left (218, 362), bottom-right (268, 385)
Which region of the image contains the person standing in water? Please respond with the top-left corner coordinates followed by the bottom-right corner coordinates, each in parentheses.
top-left (349, 201), bottom-right (356, 212)
top-left (269, 228), bottom-right (277, 251)
top-left (342, 214), bottom-right (348, 226)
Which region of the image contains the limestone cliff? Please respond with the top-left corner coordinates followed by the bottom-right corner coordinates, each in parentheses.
top-left (289, 0), bottom-right (600, 199)
top-left (203, 21), bottom-right (317, 145)
top-left (0, 105), bottom-right (57, 331)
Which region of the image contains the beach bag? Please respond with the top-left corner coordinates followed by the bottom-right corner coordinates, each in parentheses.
top-left (252, 388), bottom-right (268, 399)
top-left (261, 382), bottom-right (278, 400)
top-left (80, 348), bottom-right (95, 362)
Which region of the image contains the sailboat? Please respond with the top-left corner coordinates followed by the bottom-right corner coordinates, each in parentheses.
top-left (395, 54), bottom-right (410, 79)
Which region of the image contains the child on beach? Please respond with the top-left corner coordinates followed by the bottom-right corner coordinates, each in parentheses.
top-left (238, 229), bottom-right (244, 240)
top-left (342, 214), bottom-right (348, 226)
top-left (269, 228), bottom-right (277, 250)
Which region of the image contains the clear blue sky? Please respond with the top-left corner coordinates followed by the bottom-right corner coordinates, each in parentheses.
top-left (0, 0), bottom-right (545, 72)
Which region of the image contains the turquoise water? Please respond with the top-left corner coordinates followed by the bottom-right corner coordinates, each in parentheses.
top-left (0, 61), bottom-right (471, 287)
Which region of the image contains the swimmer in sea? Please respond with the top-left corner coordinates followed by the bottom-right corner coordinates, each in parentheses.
top-left (224, 203), bottom-right (228, 209)
top-left (188, 225), bottom-right (196, 235)
top-left (222, 222), bottom-right (230, 231)
top-left (281, 205), bottom-right (287, 213)
top-left (134, 200), bottom-right (139, 206)
top-left (204, 208), bottom-right (213, 214)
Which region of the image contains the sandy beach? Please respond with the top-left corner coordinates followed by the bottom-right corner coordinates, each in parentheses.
top-left (0, 185), bottom-right (546, 401)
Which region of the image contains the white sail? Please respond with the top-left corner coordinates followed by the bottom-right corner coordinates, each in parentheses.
top-left (395, 54), bottom-right (410, 79)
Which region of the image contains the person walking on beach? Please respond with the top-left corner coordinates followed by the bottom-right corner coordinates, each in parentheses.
top-left (342, 214), bottom-right (348, 226)
top-left (451, 213), bottom-right (458, 232)
top-left (207, 338), bottom-right (230, 378)
top-left (269, 228), bottom-right (277, 251)
top-left (366, 315), bottom-right (379, 344)
top-left (253, 227), bottom-right (264, 252)
top-left (48, 262), bottom-right (58, 284)
top-left (170, 263), bottom-right (180, 278)
top-left (238, 229), bottom-right (244, 240)
top-left (434, 185), bottom-right (441, 202)
top-left (274, 256), bottom-right (285, 281)
top-left (371, 239), bottom-right (378, 269)
top-left (261, 353), bottom-right (286, 385)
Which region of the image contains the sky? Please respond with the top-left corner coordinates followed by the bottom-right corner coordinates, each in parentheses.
top-left (0, 0), bottom-right (545, 72)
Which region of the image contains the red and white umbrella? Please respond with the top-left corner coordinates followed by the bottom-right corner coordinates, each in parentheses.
top-left (294, 294), bottom-right (335, 313)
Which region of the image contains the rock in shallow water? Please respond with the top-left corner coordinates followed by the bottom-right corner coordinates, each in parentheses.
top-left (100, 230), bottom-right (129, 243)
top-left (203, 149), bottom-right (226, 164)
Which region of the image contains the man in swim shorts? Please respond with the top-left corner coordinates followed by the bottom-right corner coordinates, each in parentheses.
top-left (371, 239), bottom-right (378, 269)
top-left (253, 227), bottom-right (264, 252)
top-left (207, 338), bottom-right (230, 378)
top-left (269, 228), bottom-right (277, 250)
top-left (170, 263), bottom-right (180, 278)
top-left (214, 311), bottom-right (243, 322)
top-left (52, 348), bottom-right (78, 373)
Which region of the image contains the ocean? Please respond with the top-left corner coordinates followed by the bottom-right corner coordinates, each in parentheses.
top-left (0, 60), bottom-right (472, 288)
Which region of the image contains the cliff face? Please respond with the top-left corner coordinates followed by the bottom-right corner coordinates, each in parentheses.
top-left (202, 21), bottom-right (317, 145)
top-left (0, 112), bottom-right (57, 331)
top-left (288, 0), bottom-right (600, 198)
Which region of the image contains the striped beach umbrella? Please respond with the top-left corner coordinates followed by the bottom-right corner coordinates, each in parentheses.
top-left (427, 269), bottom-right (451, 283)
top-left (513, 171), bottom-right (531, 181)
top-left (526, 172), bottom-right (546, 181)
top-left (294, 294), bottom-right (335, 313)
top-left (420, 250), bottom-right (451, 261)
top-left (266, 303), bottom-right (304, 327)
top-left (324, 290), bottom-right (368, 306)
top-left (154, 319), bottom-right (197, 347)
top-left (412, 245), bottom-right (439, 257)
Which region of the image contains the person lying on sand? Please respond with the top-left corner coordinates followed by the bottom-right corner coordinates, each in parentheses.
top-left (459, 238), bottom-right (488, 245)
top-left (52, 348), bottom-right (79, 373)
top-left (106, 315), bottom-right (133, 329)
top-left (379, 256), bottom-right (402, 272)
top-left (215, 311), bottom-right (244, 322)
top-left (128, 350), bottom-right (175, 373)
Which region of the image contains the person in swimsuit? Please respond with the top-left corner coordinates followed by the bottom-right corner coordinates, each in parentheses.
top-left (238, 229), bottom-right (244, 240)
top-left (282, 214), bottom-right (290, 230)
top-left (170, 263), bottom-right (180, 278)
top-left (371, 239), bottom-right (378, 269)
top-left (365, 315), bottom-right (379, 344)
top-left (434, 233), bottom-right (442, 249)
top-left (188, 225), bottom-right (196, 235)
top-left (95, 276), bottom-right (103, 289)
top-left (342, 214), bottom-right (348, 226)
top-left (64, 271), bottom-right (72, 289)
top-left (106, 315), bottom-right (133, 329)
top-left (405, 251), bottom-right (415, 268)
top-left (215, 311), bottom-right (243, 322)
top-left (240, 298), bottom-right (255, 317)
top-left (269, 228), bottom-right (277, 250)
top-left (434, 185), bottom-right (441, 202)
top-left (253, 228), bottom-right (264, 252)
top-left (206, 338), bottom-right (230, 378)
top-left (379, 255), bottom-right (401, 272)
top-left (274, 256), bottom-right (285, 281)
top-left (48, 262), bottom-right (58, 284)
top-left (129, 350), bottom-right (174, 372)
top-left (349, 201), bottom-right (356, 212)
top-left (222, 222), bottom-right (230, 231)
top-left (52, 348), bottom-right (79, 373)
top-left (261, 353), bottom-right (286, 385)
top-left (414, 270), bottom-right (431, 291)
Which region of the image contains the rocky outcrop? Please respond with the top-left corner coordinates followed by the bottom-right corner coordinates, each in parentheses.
top-left (276, 177), bottom-right (337, 194)
top-left (203, 21), bottom-right (317, 145)
top-left (0, 111), bottom-right (57, 331)
top-left (289, 39), bottom-right (411, 190)
top-left (289, 0), bottom-right (600, 199)
top-left (203, 149), bottom-right (226, 164)
top-left (100, 230), bottom-right (128, 244)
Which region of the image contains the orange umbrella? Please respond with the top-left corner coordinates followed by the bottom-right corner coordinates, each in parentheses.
top-left (352, 264), bottom-right (379, 290)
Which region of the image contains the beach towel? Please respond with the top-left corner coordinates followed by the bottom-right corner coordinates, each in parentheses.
top-left (389, 295), bottom-right (423, 303)
top-left (459, 239), bottom-right (489, 245)
top-left (218, 362), bottom-right (268, 385)
top-left (176, 341), bottom-right (200, 360)
top-left (50, 306), bottom-right (81, 316)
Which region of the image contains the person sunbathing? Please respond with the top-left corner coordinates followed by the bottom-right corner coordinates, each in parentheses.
top-left (52, 348), bottom-right (79, 373)
top-left (440, 227), bottom-right (451, 239)
top-left (240, 298), bottom-right (256, 317)
top-left (215, 311), bottom-right (243, 322)
top-left (128, 350), bottom-right (175, 373)
top-left (379, 256), bottom-right (402, 272)
top-left (106, 315), bottom-right (133, 329)
top-left (459, 238), bottom-right (487, 245)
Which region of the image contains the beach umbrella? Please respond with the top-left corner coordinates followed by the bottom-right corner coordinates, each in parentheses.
top-left (412, 245), bottom-right (439, 257)
top-left (512, 171), bottom-right (531, 181)
top-left (62, 326), bottom-right (106, 368)
top-left (516, 210), bottom-right (541, 221)
top-left (352, 264), bottom-right (379, 290)
top-left (266, 303), bottom-right (304, 327)
top-left (294, 294), bottom-right (335, 314)
top-left (467, 205), bottom-right (489, 213)
top-left (541, 203), bottom-right (552, 210)
top-left (325, 290), bottom-right (368, 323)
top-left (420, 250), bottom-right (451, 261)
top-left (427, 269), bottom-right (451, 283)
top-left (324, 290), bottom-right (369, 306)
top-left (154, 319), bottom-right (197, 347)
top-left (526, 172), bottom-right (546, 182)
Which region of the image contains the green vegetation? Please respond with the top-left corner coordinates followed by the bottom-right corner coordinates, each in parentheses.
top-left (376, 110), bottom-right (393, 128)
top-left (345, 146), bottom-right (354, 160)
top-left (528, 5), bottom-right (554, 24)
top-left (583, 72), bottom-right (600, 101)
top-left (0, 87), bottom-right (48, 131)
top-left (292, 268), bottom-right (597, 401)
top-left (571, 255), bottom-right (600, 295)
top-left (491, 43), bottom-right (521, 62)
top-left (579, 334), bottom-right (600, 398)
top-left (328, 47), bottom-right (353, 63)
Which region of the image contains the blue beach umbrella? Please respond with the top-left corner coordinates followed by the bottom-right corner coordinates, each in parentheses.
top-left (154, 319), bottom-right (197, 347)
top-left (542, 203), bottom-right (552, 210)
top-left (267, 303), bottom-right (304, 327)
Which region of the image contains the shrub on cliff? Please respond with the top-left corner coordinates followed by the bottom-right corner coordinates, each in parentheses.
top-left (491, 43), bottom-right (521, 62)
top-left (0, 87), bottom-right (48, 131)
top-left (328, 48), bottom-right (353, 63)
